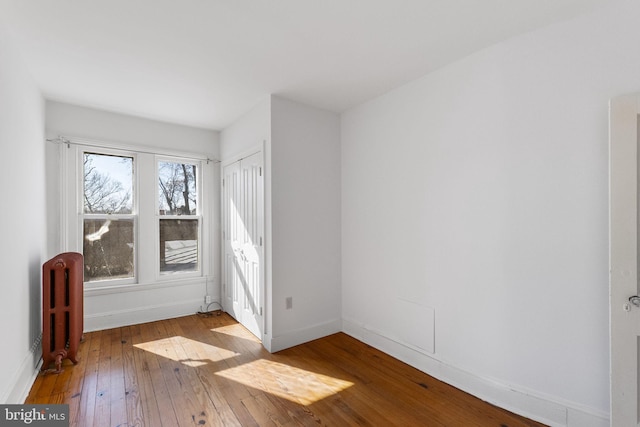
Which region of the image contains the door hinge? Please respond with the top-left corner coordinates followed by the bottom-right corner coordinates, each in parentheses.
top-left (259, 167), bottom-right (262, 177)
top-left (259, 307), bottom-right (263, 316)
top-left (260, 236), bottom-right (262, 246)
top-left (222, 178), bottom-right (225, 187)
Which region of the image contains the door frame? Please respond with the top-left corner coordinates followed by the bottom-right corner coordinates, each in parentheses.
top-left (610, 93), bottom-right (640, 426)
top-left (221, 145), bottom-right (266, 340)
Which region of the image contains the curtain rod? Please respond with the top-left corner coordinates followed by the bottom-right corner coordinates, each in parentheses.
top-left (46, 135), bottom-right (220, 164)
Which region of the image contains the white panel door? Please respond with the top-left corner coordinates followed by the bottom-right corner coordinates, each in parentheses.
top-left (610, 94), bottom-right (640, 426)
top-left (238, 151), bottom-right (263, 338)
top-left (223, 159), bottom-right (242, 323)
top-left (222, 152), bottom-right (264, 339)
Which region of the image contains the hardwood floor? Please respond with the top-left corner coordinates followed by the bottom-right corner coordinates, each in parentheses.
top-left (27, 313), bottom-right (547, 426)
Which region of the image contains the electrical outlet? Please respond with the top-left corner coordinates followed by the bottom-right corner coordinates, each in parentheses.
top-left (205, 295), bottom-right (212, 304)
top-left (286, 297), bottom-right (293, 310)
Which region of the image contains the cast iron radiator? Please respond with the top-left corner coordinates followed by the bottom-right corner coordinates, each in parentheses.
top-left (42, 252), bottom-right (84, 373)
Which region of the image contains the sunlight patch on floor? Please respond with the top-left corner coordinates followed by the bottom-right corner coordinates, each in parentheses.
top-left (134, 336), bottom-right (239, 367)
top-left (215, 359), bottom-right (353, 405)
top-left (210, 324), bottom-right (262, 342)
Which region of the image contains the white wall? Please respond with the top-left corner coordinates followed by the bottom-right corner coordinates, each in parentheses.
top-left (45, 101), bottom-right (221, 331)
top-left (221, 96), bottom-right (342, 352)
top-left (0, 27), bottom-right (46, 403)
top-left (270, 96), bottom-right (342, 351)
top-left (220, 97), bottom-right (270, 161)
top-left (341, 1), bottom-right (640, 426)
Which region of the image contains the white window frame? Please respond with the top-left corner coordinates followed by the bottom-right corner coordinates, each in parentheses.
top-left (78, 148), bottom-right (138, 287)
top-left (156, 156), bottom-right (203, 281)
top-left (61, 137), bottom-right (212, 291)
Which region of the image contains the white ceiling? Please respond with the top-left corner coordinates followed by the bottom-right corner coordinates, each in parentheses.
top-left (0, 0), bottom-right (614, 130)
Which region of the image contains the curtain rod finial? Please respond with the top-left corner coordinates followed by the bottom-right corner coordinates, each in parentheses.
top-left (46, 135), bottom-right (71, 148)
top-left (59, 136), bottom-right (70, 148)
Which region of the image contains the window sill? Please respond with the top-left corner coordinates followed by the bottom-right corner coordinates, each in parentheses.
top-left (84, 276), bottom-right (207, 296)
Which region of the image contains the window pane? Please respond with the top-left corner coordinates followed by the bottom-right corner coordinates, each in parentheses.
top-left (158, 161), bottom-right (197, 215)
top-left (84, 153), bottom-right (133, 214)
top-left (83, 218), bottom-right (134, 282)
top-left (160, 219), bottom-right (199, 273)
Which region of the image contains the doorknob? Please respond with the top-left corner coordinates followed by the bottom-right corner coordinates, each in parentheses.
top-left (629, 296), bottom-right (640, 307)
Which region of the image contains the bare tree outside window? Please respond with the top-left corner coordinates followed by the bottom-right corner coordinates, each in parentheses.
top-left (158, 161), bottom-right (197, 215)
top-left (83, 153), bottom-right (135, 282)
top-left (84, 154), bottom-right (132, 214)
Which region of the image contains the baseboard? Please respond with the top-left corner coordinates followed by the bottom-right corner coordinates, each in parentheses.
top-left (268, 318), bottom-right (342, 353)
top-left (342, 318), bottom-right (608, 427)
top-left (84, 298), bottom-right (204, 331)
top-left (2, 335), bottom-right (42, 404)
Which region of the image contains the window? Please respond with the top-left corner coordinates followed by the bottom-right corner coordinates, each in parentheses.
top-left (158, 160), bottom-right (200, 274)
top-left (82, 153), bottom-right (135, 283)
top-left (64, 141), bottom-right (209, 289)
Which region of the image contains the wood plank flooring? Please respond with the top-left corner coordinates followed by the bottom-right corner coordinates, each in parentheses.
top-left (26, 313), bottom-right (547, 426)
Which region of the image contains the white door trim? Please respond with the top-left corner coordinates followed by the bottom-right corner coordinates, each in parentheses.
top-left (610, 93), bottom-right (640, 426)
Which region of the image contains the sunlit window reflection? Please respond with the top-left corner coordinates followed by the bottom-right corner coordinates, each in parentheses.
top-left (215, 359), bottom-right (354, 405)
top-left (210, 324), bottom-right (261, 342)
top-left (134, 336), bottom-right (239, 367)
